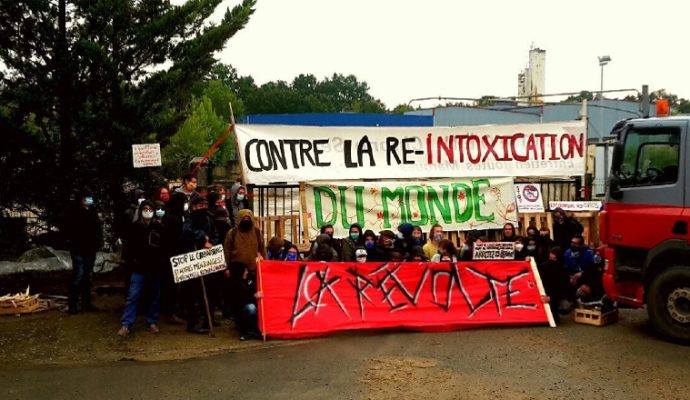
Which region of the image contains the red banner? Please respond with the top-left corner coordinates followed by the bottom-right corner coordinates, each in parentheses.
top-left (258, 260), bottom-right (554, 338)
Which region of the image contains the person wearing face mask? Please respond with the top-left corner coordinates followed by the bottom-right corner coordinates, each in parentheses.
top-left (341, 223), bottom-right (363, 261)
top-left (394, 223), bottom-right (415, 258)
top-left (207, 190), bottom-right (232, 242)
top-left (408, 246), bottom-right (427, 262)
top-left (228, 183), bottom-right (250, 228)
top-left (551, 208), bottom-right (584, 252)
top-left (361, 230), bottom-right (378, 260)
top-left (181, 197), bottom-right (221, 334)
top-left (267, 237), bottom-right (294, 261)
top-left (174, 173), bottom-right (200, 216)
top-left (154, 186), bottom-right (170, 205)
top-left (525, 237), bottom-right (540, 262)
top-left (118, 200), bottom-right (165, 337)
top-left (320, 224), bottom-right (342, 259)
top-left (223, 209), bottom-right (266, 334)
top-left (514, 237), bottom-right (527, 260)
top-left (284, 244), bottom-right (301, 261)
top-left (536, 227), bottom-right (554, 262)
top-left (563, 234), bottom-right (595, 289)
top-left (64, 191), bottom-right (103, 314)
top-left (368, 230), bottom-right (396, 262)
top-left (423, 224), bottom-right (444, 260)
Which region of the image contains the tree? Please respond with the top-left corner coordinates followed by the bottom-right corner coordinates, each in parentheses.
top-left (162, 97), bottom-right (229, 178)
top-left (563, 91), bottom-right (594, 103)
top-left (0, 0), bottom-right (257, 235)
top-left (474, 96), bottom-right (498, 107)
top-left (391, 104), bottom-right (415, 114)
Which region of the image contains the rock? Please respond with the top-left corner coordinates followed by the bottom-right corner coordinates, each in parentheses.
top-left (17, 246), bottom-right (55, 262)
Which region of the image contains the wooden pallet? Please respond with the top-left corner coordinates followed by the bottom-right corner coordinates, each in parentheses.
top-left (0, 296), bottom-right (40, 315)
top-left (574, 307), bottom-right (618, 326)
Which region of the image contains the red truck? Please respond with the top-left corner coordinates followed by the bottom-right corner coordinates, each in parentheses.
top-left (601, 115), bottom-right (690, 342)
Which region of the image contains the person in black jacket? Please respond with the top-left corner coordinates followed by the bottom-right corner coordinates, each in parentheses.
top-left (118, 200), bottom-right (165, 336)
top-left (228, 262), bottom-right (262, 340)
top-left (538, 246), bottom-right (571, 323)
top-left (160, 192), bottom-right (187, 325)
top-left (552, 208), bottom-right (584, 252)
top-left (65, 191), bottom-right (103, 314)
top-left (181, 196), bottom-right (221, 334)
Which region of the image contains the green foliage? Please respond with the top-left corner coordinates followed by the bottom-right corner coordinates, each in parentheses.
top-left (391, 104), bottom-right (415, 114)
top-left (564, 91), bottom-right (594, 103)
top-left (163, 96), bottom-right (230, 178)
top-left (0, 0), bottom-right (256, 236)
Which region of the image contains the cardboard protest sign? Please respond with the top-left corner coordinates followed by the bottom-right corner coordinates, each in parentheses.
top-left (170, 245), bottom-right (226, 283)
top-left (549, 201), bottom-right (602, 211)
top-left (305, 178), bottom-right (518, 238)
top-left (514, 183), bottom-right (545, 213)
top-left (132, 143), bottom-right (162, 168)
top-left (235, 122), bottom-right (586, 184)
top-left (258, 260), bottom-right (554, 338)
top-left (472, 242), bottom-right (516, 260)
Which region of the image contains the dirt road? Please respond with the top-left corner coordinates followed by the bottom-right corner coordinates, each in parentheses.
top-left (2, 308), bottom-right (689, 400)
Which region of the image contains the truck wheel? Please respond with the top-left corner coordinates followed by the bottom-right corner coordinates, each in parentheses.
top-left (647, 266), bottom-right (690, 342)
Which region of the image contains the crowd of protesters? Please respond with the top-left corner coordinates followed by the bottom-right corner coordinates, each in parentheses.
top-left (65, 176), bottom-right (604, 339)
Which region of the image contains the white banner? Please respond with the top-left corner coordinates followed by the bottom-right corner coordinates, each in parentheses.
top-left (549, 201), bottom-right (602, 211)
top-left (170, 245), bottom-right (226, 283)
top-left (305, 178), bottom-right (518, 238)
top-left (132, 143), bottom-right (162, 168)
top-left (235, 122), bottom-right (586, 184)
top-left (472, 242), bottom-right (516, 260)
top-left (514, 183), bottom-right (545, 213)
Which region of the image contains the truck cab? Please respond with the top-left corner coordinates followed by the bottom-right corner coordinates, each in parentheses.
top-left (601, 116), bottom-right (690, 341)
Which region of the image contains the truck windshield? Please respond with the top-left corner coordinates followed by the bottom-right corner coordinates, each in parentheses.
top-left (619, 128), bottom-right (680, 187)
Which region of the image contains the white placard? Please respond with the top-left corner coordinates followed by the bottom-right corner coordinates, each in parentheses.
top-left (170, 245), bottom-right (226, 283)
top-left (549, 201), bottom-right (602, 211)
top-left (514, 183), bottom-right (545, 213)
top-left (235, 121), bottom-right (586, 184)
top-left (132, 143), bottom-right (162, 168)
top-left (473, 242), bottom-right (516, 260)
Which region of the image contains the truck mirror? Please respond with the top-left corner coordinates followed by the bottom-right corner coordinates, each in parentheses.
top-left (609, 175), bottom-right (623, 200)
top-left (611, 142), bottom-right (624, 175)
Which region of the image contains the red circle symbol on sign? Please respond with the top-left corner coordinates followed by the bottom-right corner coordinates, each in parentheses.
top-left (522, 185), bottom-right (540, 202)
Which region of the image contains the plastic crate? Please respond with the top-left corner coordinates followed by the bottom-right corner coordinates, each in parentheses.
top-left (574, 307), bottom-right (618, 326)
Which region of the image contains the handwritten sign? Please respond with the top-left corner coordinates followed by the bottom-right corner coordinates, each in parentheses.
top-left (549, 201), bottom-right (602, 211)
top-left (170, 245), bottom-right (226, 283)
top-left (514, 183), bottom-right (545, 213)
top-left (306, 178), bottom-right (518, 238)
top-left (132, 143), bottom-right (162, 168)
top-left (235, 122), bottom-right (586, 184)
top-left (472, 242), bottom-right (516, 260)
top-left (258, 260), bottom-right (552, 338)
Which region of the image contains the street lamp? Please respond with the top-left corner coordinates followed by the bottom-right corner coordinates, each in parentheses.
top-left (598, 55), bottom-right (611, 100)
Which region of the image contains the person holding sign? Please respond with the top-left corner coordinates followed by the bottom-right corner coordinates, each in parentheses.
top-left (118, 200), bottom-right (165, 337)
top-left (181, 196), bottom-right (220, 334)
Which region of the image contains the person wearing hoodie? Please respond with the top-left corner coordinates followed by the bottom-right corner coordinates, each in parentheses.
top-left (65, 191), bottom-right (103, 314)
top-left (538, 246), bottom-right (571, 323)
top-left (267, 237), bottom-right (294, 261)
top-left (362, 230), bottom-right (378, 261)
top-left (395, 223), bottom-right (415, 258)
top-left (181, 196), bottom-right (220, 334)
top-left (224, 209), bottom-right (266, 326)
top-left (411, 226), bottom-right (424, 247)
top-left (228, 183), bottom-right (251, 228)
top-left (308, 234), bottom-right (338, 261)
top-left (118, 200), bottom-right (165, 337)
top-left (207, 190), bottom-right (232, 242)
top-left (340, 223), bottom-right (363, 262)
top-left (367, 230), bottom-right (396, 262)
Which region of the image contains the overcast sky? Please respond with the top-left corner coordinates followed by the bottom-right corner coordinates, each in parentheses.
top-left (217, 0), bottom-right (690, 108)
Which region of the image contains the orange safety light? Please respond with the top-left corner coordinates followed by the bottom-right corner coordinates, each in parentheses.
top-left (656, 99), bottom-right (670, 117)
